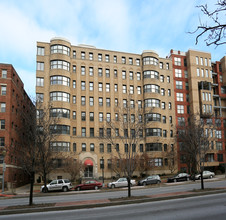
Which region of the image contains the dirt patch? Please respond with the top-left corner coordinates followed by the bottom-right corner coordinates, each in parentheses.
top-left (5, 203), bottom-right (55, 210)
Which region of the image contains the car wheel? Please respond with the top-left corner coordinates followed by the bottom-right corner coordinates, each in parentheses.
top-left (111, 184), bottom-right (115, 189)
top-left (157, 180), bottom-right (161, 184)
top-left (187, 177), bottom-right (189, 181)
top-left (143, 182), bottom-right (146, 186)
top-left (95, 186), bottom-right (98, 190)
top-left (174, 179), bottom-right (177, 183)
top-left (209, 175), bottom-right (213, 179)
top-left (198, 176), bottom-right (201, 180)
top-left (62, 186), bottom-right (68, 192)
top-left (76, 187), bottom-right (81, 191)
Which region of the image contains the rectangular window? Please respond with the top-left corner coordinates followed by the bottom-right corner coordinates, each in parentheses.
top-left (100, 143), bottom-right (104, 153)
top-left (107, 144), bottom-right (111, 153)
top-left (73, 80), bottom-right (76, 88)
top-left (99, 97), bottom-right (103, 106)
top-left (177, 105), bottom-right (184, 114)
top-left (129, 71), bottom-right (133, 80)
top-left (81, 96), bottom-right (86, 105)
top-left (81, 128), bottom-right (86, 137)
top-left (0, 120), bottom-right (5, 129)
top-left (176, 81), bottom-right (183, 89)
top-left (98, 54), bottom-right (102, 61)
top-left (0, 103), bottom-right (6, 112)
top-left (81, 112), bottom-right (86, 121)
top-left (81, 51), bottom-right (85, 59)
top-left (122, 71), bottom-right (126, 79)
top-left (129, 57), bottom-right (133, 65)
top-left (174, 57), bottom-right (181, 66)
top-left (81, 66), bottom-right (85, 75)
top-left (37, 62), bottom-right (44, 71)
top-left (196, 56), bottom-right (199, 65)
top-left (114, 84), bottom-right (118, 92)
top-left (136, 59), bottom-right (140, 66)
top-left (123, 85), bottom-right (127, 93)
top-left (89, 97), bottom-right (94, 106)
top-left (2, 70), bottom-right (7, 78)
top-left (73, 111), bottom-right (76, 119)
top-left (113, 56), bottom-right (117, 63)
top-left (90, 129), bottom-right (94, 137)
top-left (122, 56), bottom-right (126, 64)
top-left (105, 54), bottom-right (110, 62)
top-left (114, 69), bottom-right (117, 77)
top-left (73, 65), bottom-right (76, 73)
top-left (82, 143), bottom-right (86, 151)
top-left (73, 127), bottom-right (76, 135)
top-left (106, 83), bottom-right (110, 92)
top-left (176, 93), bottom-right (183, 101)
top-left (1, 86), bottom-right (6, 95)
top-left (106, 98), bottom-right (110, 107)
top-left (73, 50), bottom-right (76, 58)
top-left (89, 67), bottom-right (94, 76)
top-left (89, 52), bottom-right (93, 60)
top-left (37, 47), bottom-right (45, 56)
top-left (106, 69), bottom-right (110, 78)
top-left (73, 96), bottom-right (76, 104)
top-left (73, 143), bottom-right (76, 152)
top-left (99, 112), bottom-right (103, 122)
top-left (137, 86), bottom-right (141, 94)
top-left (99, 83), bottom-right (103, 92)
top-left (98, 68), bottom-right (103, 77)
top-left (175, 69), bottom-right (182, 77)
top-left (89, 82), bottom-right (94, 91)
top-left (81, 81), bottom-right (86, 90)
top-left (137, 72), bottom-right (141, 80)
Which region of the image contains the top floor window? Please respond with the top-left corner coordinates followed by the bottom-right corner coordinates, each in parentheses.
top-left (37, 47), bottom-right (45, 56)
top-left (50, 44), bottom-right (70, 56)
top-left (136, 59), bottom-right (140, 66)
top-left (81, 52), bottom-right (85, 59)
top-left (174, 57), bottom-right (181, 66)
top-left (89, 52), bottom-right (93, 60)
top-left (122, 57), bottom-right (126, 64)
top-left (2, 70), bottom-right (7, 78)
top-left (98, 54), bottom-right (102, 61)
top-left (129, 58), bottom-right (133, 65)
top-left (105, 55), bottom-right (110, 62)
top-left (143, 57), bottom-right (158, 65)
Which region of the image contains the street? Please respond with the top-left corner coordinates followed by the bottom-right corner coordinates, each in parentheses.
top-left (1, 193), bottom-right (226, 220)
top-left (0, 179), bottom-right (225, 208)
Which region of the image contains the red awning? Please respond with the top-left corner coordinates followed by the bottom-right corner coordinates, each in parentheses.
top-left (84, 159), bottom-right (93, 166)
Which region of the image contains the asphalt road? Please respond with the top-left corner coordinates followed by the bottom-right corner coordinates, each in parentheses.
top-left (0, 179), bottom-right (226, 208)
top-left (1, 192), bottom-right (226, 220)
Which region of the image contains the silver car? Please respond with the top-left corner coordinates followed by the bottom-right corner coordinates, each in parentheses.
top-left (195, 171), bottom-right (215, 180)
top-left (41, 179), bottom-right (73, 192)
top-left (107, 177), bottom-right (136, 189)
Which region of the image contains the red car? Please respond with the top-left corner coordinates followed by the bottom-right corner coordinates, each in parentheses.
top-left (75, 180), bottom-right (102, 191)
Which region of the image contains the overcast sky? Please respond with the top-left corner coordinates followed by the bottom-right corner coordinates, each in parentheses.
top-left (0, 0), bottom-right (225, 97)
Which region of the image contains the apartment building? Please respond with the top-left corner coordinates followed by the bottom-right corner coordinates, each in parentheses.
top-left (170, 50), bottom-right (226, 172)
top-left (0, 64), bottom-right (34, 188)
top-left (36, 37), bottom-right (226, 180)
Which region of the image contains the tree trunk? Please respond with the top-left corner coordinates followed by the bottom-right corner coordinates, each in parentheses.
top-left (127, 176), bottom-right (131, 197)
top-left (201, 171), bottom-right (204, 190)
top-left (43, 171), bottom-right (48, 193)
top-left (29, 171), bottom-right (34, 206)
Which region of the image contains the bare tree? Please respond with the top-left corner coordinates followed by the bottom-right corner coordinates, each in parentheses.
top-left (191, 0), bottom-right (226, 46)
top-left (101, 96), bottom-right (148, 197)
top-left (35, 101), bottom-right (60, 192)
top-left (137, 152), bottom-right (153, 177)
top-left (165, 146), bottom-right (177, 174)
top-left (177, 115), bottom-right (214, 189)
top-left (63, 157), bottom-right (84, 182)
top-left (12, 99), bottom-right (36, 205)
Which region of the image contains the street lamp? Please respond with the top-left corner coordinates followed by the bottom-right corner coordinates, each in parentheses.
top-left (101, 156), bottom-right (104, 186)
top-left (0, 148), bottom-right (6, 194)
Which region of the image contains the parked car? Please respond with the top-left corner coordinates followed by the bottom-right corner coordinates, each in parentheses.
top-left (107, 177), bottom-right (136, 188)
top-left (40, 179), bottom-right (73, 192)
top-left (138, 175), bottom-right (161, 186)
top-left (74, 180), bottom-right (102, 191)
top-left (167, 173), bottom-right (190, 183)
top-left (195, 171), bottom-right (215, 180)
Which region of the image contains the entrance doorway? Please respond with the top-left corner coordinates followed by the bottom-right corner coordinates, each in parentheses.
top-left (84, 159), bottom-right (93, 178)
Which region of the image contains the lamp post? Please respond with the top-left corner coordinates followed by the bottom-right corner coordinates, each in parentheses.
top-left (1, 148), bottom-right (6, 194)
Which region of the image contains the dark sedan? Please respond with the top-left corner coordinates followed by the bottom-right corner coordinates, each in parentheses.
top-left (74, 180), bottom-right (102, 191)
top-left (167, 173), bottom-right (190, 183)
top-left (138, 175), bottom-right (161, 186)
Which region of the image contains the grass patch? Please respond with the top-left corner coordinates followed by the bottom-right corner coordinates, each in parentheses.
top-left (109, 196), bottom-right (148, 202)
top-left (5, 203), bottom-right (55, 210)
top-left (191, 188), bottom-right (221, 192)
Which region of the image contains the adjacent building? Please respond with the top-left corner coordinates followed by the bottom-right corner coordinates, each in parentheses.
top-left (36, 37), bottom-right (226, 181)
top-left (0, 64), bottom-right (34, 188)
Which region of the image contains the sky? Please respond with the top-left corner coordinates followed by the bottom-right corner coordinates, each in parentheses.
top-left (0, 0), bottom-right (225, 98)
